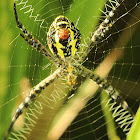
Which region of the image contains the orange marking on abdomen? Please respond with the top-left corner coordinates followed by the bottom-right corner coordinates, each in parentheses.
top-left (58, 28), bottom-right (70, 40)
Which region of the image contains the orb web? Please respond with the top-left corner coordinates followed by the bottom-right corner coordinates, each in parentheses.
top-left (0, 0), bottom-right (140, 140)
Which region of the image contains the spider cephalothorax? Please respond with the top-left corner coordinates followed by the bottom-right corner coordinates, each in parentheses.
top-left (47, 15), bottom-right (81, 59)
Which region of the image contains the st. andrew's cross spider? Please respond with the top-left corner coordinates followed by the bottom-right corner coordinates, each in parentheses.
top-left (4, 1), bottom-right (134, 139)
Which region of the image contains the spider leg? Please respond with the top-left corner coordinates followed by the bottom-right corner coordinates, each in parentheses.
top-left (79, 0), bottom-right (121, 61)
top-left (79, 67), bottom-right (134, 134)
top-left (80, 67), bottom-right (134, 116)
top-left (3, 68), bottom-right (63, 140)
top-left (14, 3), bottom-right (34, 40)
top-left (20, 33), bottom-right (54, 59)
top-left (91, 74), bottom-right (134, 116)
top-left (13, 3), bottom-right (55, 61)
top-left (91, 76), bottom-right (134, 134)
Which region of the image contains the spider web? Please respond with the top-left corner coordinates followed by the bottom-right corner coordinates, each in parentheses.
top-left (0, 0), bottom-right (140, 140)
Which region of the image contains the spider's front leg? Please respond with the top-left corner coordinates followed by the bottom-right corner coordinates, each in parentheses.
top-left (3, 68), bottom-right (63, 140)
top-left (13, 3), bottom-right (54, 61)
top-left (14, 3), bottom-right (34, 42)
top-left (78, 0), bottom-right (120, 62)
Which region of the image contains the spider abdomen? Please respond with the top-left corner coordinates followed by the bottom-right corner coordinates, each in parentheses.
top-left (47, 15), bottom-right (81, 59)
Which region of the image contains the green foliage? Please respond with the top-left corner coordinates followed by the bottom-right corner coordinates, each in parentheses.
top-left (127, 107), bottom-right (140, 140)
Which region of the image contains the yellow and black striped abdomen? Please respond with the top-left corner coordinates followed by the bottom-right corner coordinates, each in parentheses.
top-left (47, 15), bottom-right (81, 59)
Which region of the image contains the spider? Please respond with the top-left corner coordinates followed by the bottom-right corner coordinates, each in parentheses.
top-left (4, 2), bottom-right (134, 140)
